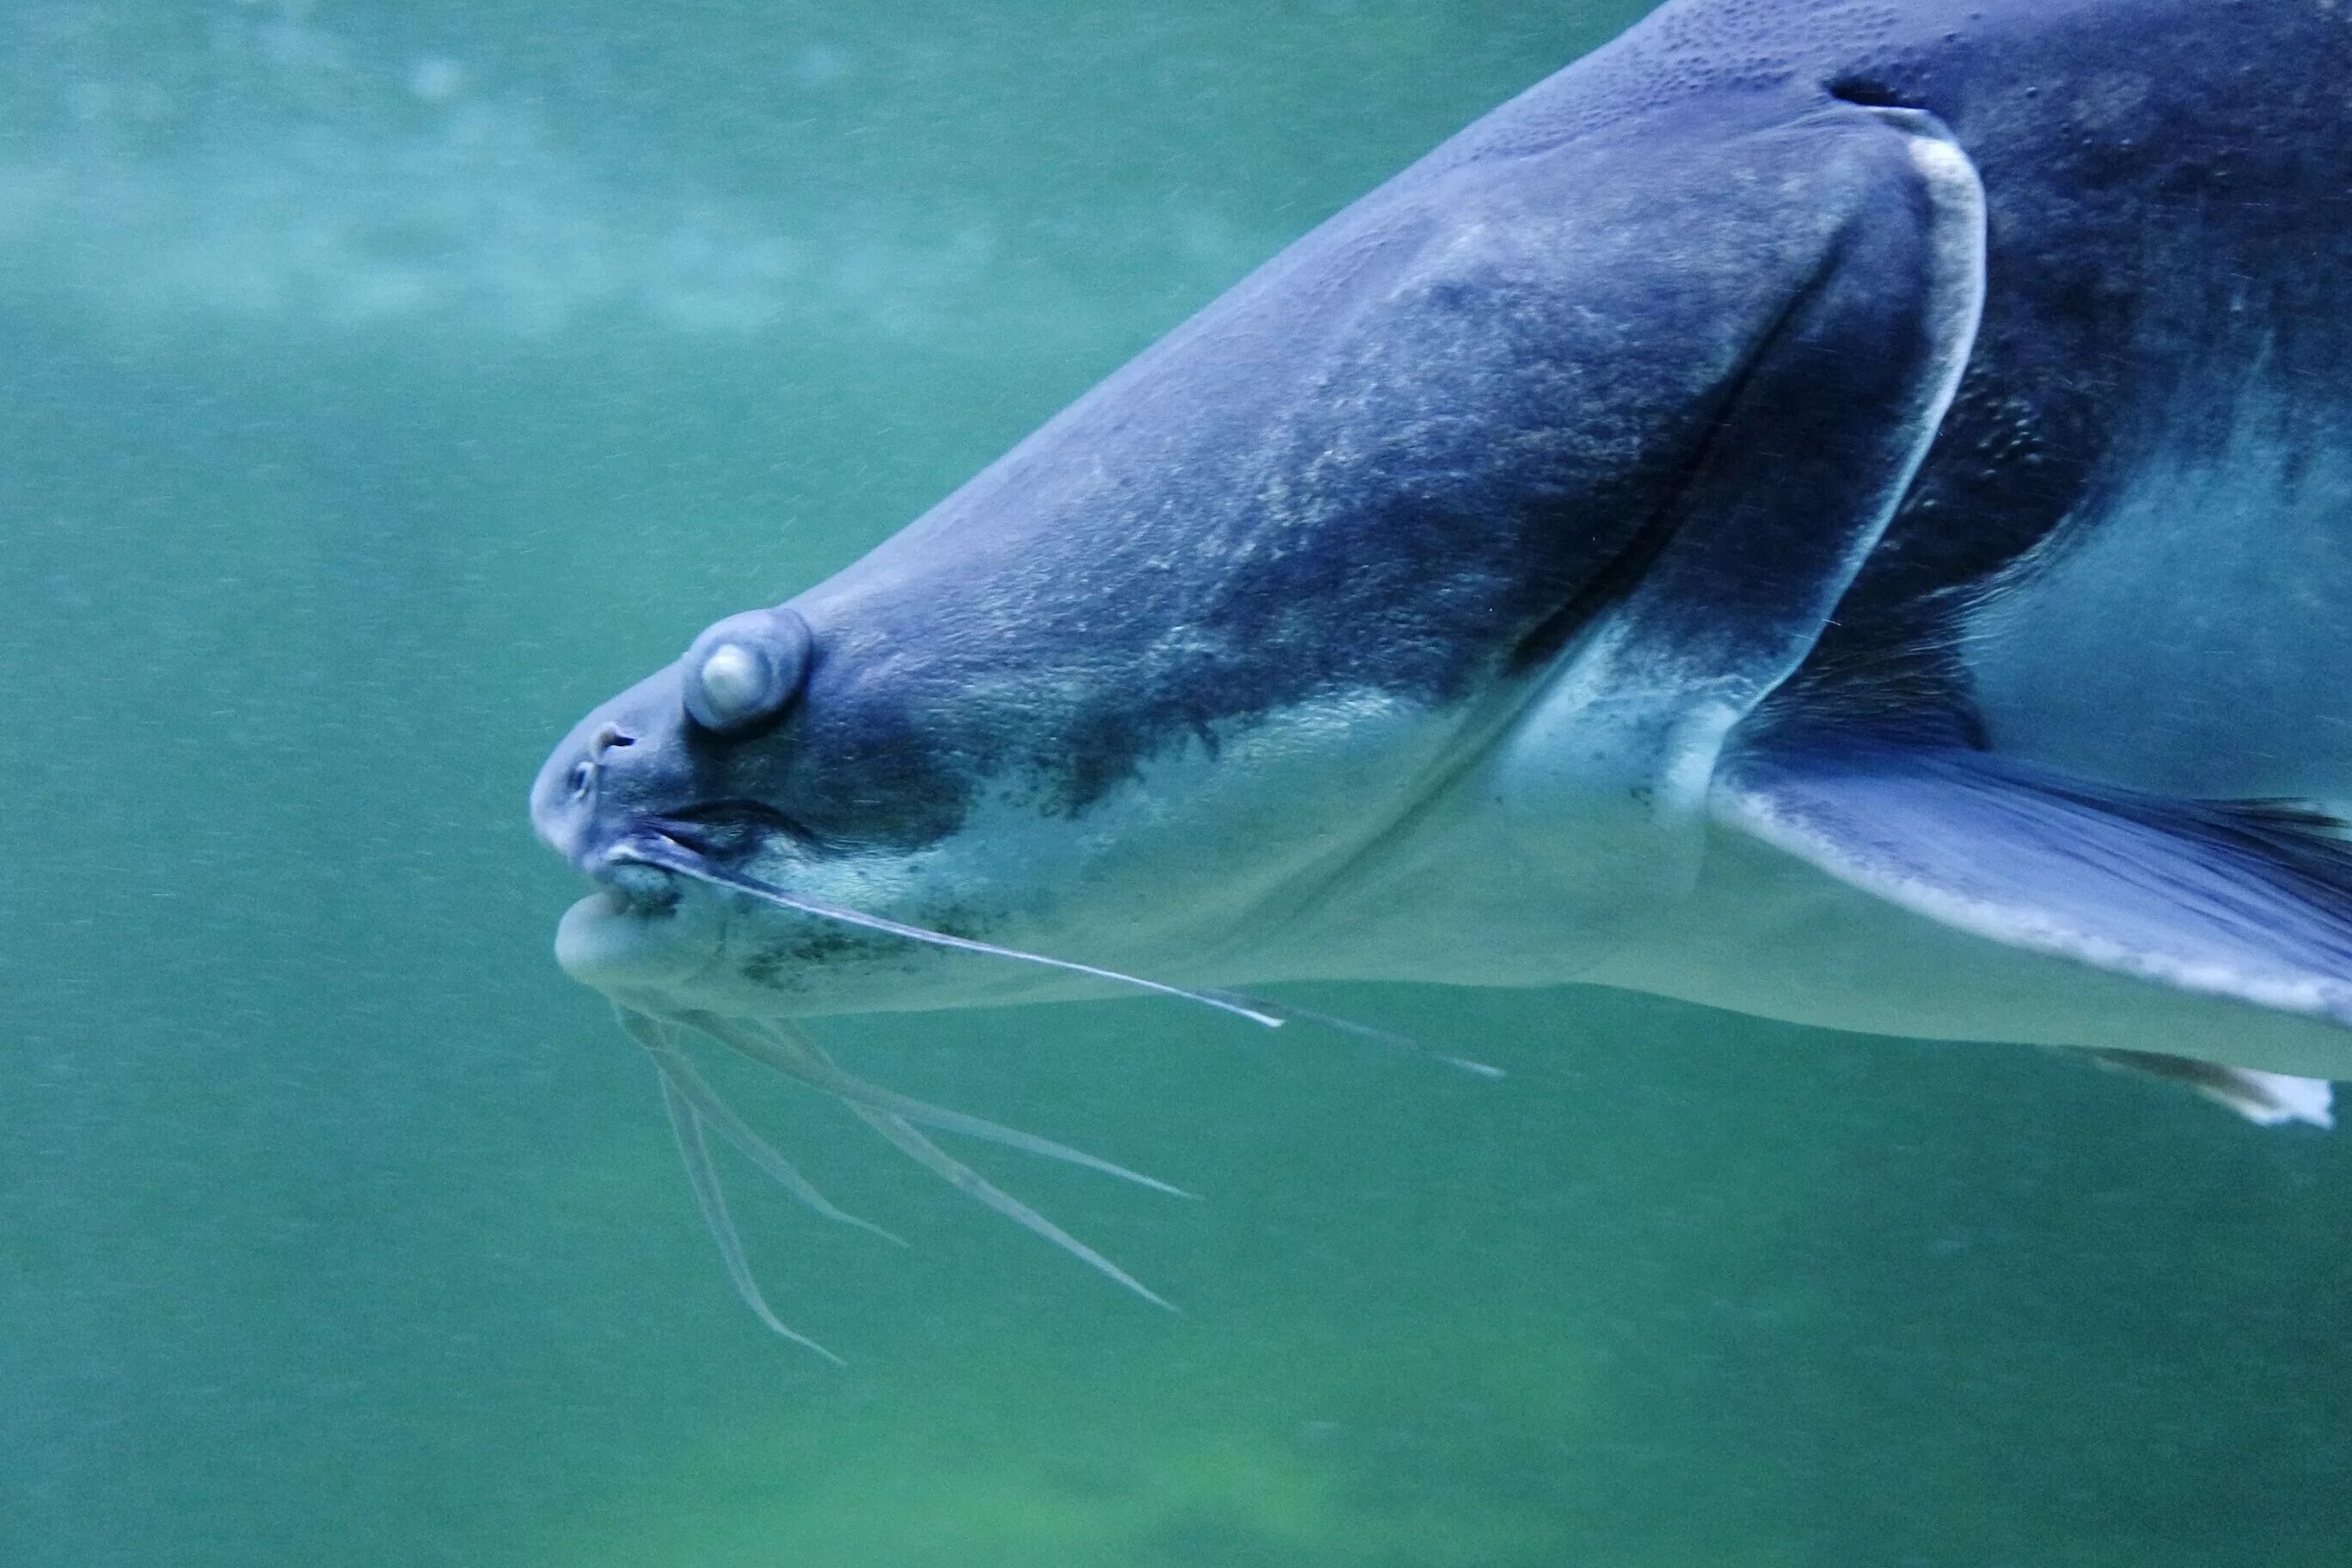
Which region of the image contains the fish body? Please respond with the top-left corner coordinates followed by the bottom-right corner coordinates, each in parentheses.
top-left (531, 0), bottom-right (2352, 1340)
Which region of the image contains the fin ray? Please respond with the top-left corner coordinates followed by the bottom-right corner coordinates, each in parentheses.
top-left (1720, 740), bottom-right (2352, 1035)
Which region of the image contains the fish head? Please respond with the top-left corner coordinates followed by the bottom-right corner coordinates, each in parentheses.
top-left (527, 524), bottom-right (1493, 1018)
top-left (530, 104), bottom-right (1975, 1019)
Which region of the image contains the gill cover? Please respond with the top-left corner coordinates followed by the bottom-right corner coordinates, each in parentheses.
top-left (1491, 106), bottom-right (1986, 934)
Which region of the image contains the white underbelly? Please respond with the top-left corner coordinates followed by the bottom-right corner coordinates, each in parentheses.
top-left (1589, 825), bottom-right (2352, 1079)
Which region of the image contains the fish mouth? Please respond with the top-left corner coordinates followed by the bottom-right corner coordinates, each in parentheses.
top-left (586, 857), bottom-right (684, 918)
top-left (554, 806), bottom-right (812, 988)
top-left (645, 801), bottom-right (824, 862)
top-left (555, 840), bottom-right (714, 989)
top-left (577, 802), bottom-right (812, 916)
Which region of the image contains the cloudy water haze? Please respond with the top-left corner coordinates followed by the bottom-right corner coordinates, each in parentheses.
top-left (3, 3), bottom-right (2348, 1565)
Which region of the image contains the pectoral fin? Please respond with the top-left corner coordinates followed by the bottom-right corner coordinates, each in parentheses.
top-left (2074, 1049), bottom-right (2334, 1129)
top-left (1717, 738), bottom-right (2350, 1116)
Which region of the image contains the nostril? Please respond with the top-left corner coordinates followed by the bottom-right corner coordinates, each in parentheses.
top-left (589, 723), bottom-right (636, 761)
top-left (566, 759), bottom-right (594, 799)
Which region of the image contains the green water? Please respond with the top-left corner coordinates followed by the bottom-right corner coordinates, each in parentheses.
top-left (4, 3), bottom-right (2348, 1564)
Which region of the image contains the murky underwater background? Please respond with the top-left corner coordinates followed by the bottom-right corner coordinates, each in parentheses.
top-left (4, 3), bottom-right (2349, 1564)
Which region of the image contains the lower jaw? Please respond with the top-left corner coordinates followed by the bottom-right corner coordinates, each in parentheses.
top-left (553, 889), bottom-right (711, 992)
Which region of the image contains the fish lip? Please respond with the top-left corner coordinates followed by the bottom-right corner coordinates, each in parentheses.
top-left (606, 867), bottom-right (683, 918)
top-left (555, 836), bottom-right (720, 991)
top-left (586, 804), bottom-right (825, 910)
top-left (647, 801), bottom-right (828, 861)
top-left (585, 837), bottom-right (688, 917)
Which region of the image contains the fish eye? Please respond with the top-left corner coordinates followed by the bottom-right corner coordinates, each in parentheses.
top-left (682, 606), bottom-right (813, 736)
top-left (698, 642), bottom-right (765, 716)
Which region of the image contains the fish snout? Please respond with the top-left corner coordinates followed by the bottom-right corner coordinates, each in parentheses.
top-left (530, 666), bottom-right (688, 872)
top-left (530, 604), bottom-right (819, 872)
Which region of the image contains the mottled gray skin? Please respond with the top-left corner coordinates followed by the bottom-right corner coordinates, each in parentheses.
top-left (533, 0), bottom-right (2352, 1087)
